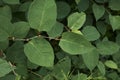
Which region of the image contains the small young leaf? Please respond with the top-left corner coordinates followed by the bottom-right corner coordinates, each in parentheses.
top-left (105, 60), bottom-right (118, 69)
top-left (92, 3), bottom-right (105, 21)
top-left (97, 61), bottom-right (106, 76)
top-left (109, 15), bottom-right (120, 31)
top-left (68, 12), bottom-right (86, 30)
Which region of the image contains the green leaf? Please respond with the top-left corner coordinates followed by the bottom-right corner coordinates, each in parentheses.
top-left (72, 30), bottom-right (83, 35)
top-left (109, 15), bottom-right (120, 31)
top-left (75, 0), bottom-right (81, 4)
top-left (56, 1), bottom-right (70, 19)
top-left (0, 5), bottom-right (12, 20)
top-left (0, 15), bottom-right (14, 36)
top-left (82, 26), bottom-right (100, 41)
top-left (96, 41), bottom-right (120, 55)
top-left (59, 32), bottom-right (94, 55)
top-left (109, 0), bottom-right (120, 10)
top-left (51, 57), bottom-right (71, 80)
top-left (24, 38), bottom-right (54, 67)
top-left (0, 59), bottom-right (15, 77)
top-left (15, 63), bottom-right (28, 77)
top-left (0, 40), bottom-right (9, 50)
top-left (107, 72), bottom-right (119, 80)
top-left (68, 12), bottom-right (86, 30)
top-left (15, 75), bottom-right (21, 80)
top-left (95, 0), bottom-right (108, 3)
top-left (71, 73), bottom-right (87, 80)
top-left (116, 33), bottom-right (120, 45)
top-left (2, 0), bottom-right (20, 4)
top-left (97, 61), bottom-right (105, 76)
top-left (0, 29), bottom-right (9, 41)
top-left (82, 49), bottom-right (99, 71)
top-left (105, 60), bottom-right (118, 69)
top-left (47, 22), bottom-right (64, 38)
top-left (12, 21), bottom-right (30, 38)
top-left (19, 1), bottom-right (32, 12)
top-left (92, 3), bottom-right (105, 21)
top-left (43, 75), bottom-right (53, 80)
top-left (6, 42), bottom-right (26, 64)
top-left (112, 50), bottom-right (120, 64)
top-left (77, 0), bottom-right (89, 12)
top-left (28, 0), bottom-right (57, 32)
top-left (0, 74), bottom-right (15, 80)
top-left (27, 60), bottom-right (38, 69)
top-left (96, 21), bottom-right (106, 35)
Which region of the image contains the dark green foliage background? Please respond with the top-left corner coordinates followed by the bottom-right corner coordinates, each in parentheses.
top-left (0, 0), bottom-right (120, 80)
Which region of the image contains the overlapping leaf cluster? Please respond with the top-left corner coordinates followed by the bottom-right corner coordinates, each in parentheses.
top-left (0, 0), bottom-right (120, 80)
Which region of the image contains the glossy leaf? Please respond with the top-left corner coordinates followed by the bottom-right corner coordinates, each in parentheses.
top-left (59, 32), bottom-right (94, 55)
top-left (105, 60), bottom-right (118, 69)
top-left (68, 12), bottom-right (86, 30)
top-left (28, 0), bottom-right (57, 32)
top-left (24, 38), bottom-right (54, 67)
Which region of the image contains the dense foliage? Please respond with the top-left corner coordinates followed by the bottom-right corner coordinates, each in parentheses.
top-left (0, 0), bottom-right (120, 80)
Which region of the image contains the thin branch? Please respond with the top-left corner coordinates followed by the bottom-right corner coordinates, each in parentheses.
top-left (9, 62), bottom-right (18, 76)
top-left (64, 26), bottom-right (71, 32)
top-left (28, 69), bottom-right (43, 78)
top-left (10, 34), bottom-right (60, 42)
